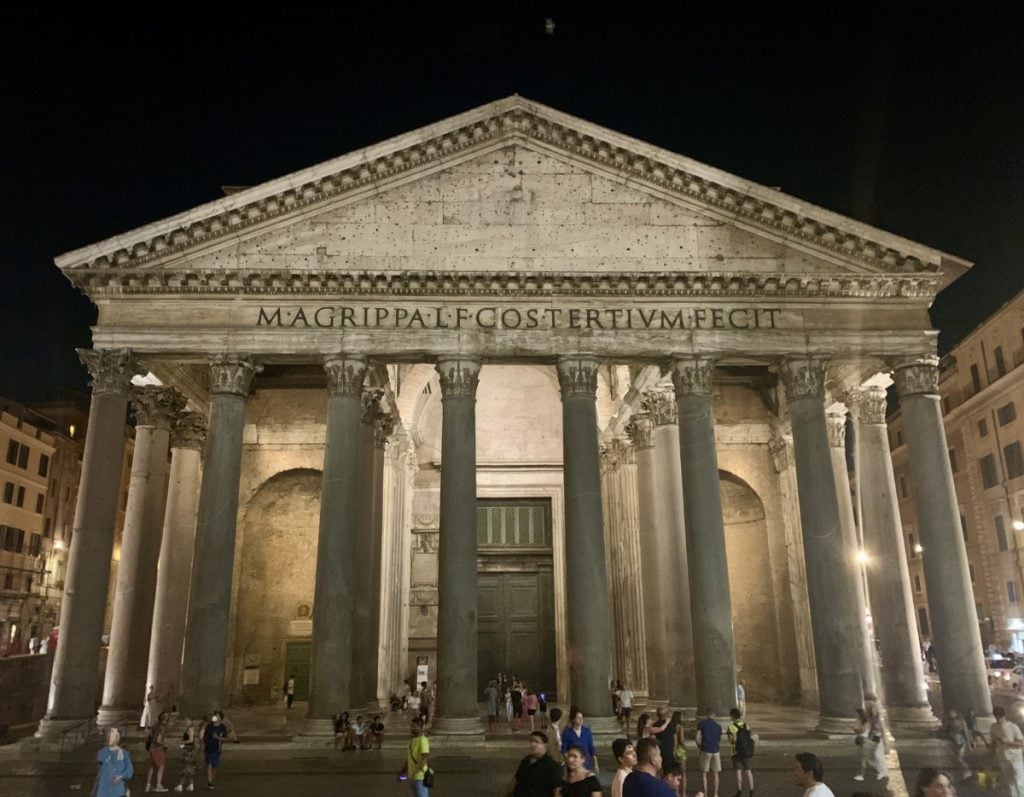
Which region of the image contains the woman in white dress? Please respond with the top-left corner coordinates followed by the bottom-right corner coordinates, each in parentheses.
top-left (140, 685), bottom-right (158, 730)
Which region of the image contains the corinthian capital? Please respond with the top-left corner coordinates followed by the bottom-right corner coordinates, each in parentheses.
top-left (77, 348), bottom-right (143, 397)
top-left (892, 355), bottom-right (940, 397)
top-left (361, 389), bottom-right (384, 425)
top-left (436, 356), bottom-right (481, 399)
top-left (825, 409), bottom-right (848, 449)
top-left (209, 355), bottom-right (261, 397)
top-left (850, 385), bottom-right (888, 425)
top-left (670, 356), bottom-right (714, 397)
top-left (600, 438), bottom-right (636, 471)
top-left (556, 355), bottom-right (599, 398)
top-left (374, 412), bottom-right (396, 449)
top-left (642, 391), bottom-right (678, 427)
top-left (625, 413), bottom-right (654, 451)
top-left (171, 411), bottom-right (207, 451)
top-left (777, 357), bottom-right (828, 400)
top-left (132, 386), bottom-right (187, 430)
top-left (323, 355), bottom-right (367, 398)
top-left (768, 431), bottom-right (793, 473)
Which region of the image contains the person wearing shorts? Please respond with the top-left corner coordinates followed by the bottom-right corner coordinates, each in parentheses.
top-left (696, 708), bottom-right (723, 797)
top-left (727, 707), bottom-right (754, 795)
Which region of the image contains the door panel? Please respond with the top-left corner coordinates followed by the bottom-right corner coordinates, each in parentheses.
top-left (284, 641), bottom-right (311, 701)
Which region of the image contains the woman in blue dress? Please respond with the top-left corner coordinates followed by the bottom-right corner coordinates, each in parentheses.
top-left (561, 705), bottom-right (599, 774)
top-left (203, 712), bottom-right (230, 790)
top-left (93, 726), bottom-right (133, 797)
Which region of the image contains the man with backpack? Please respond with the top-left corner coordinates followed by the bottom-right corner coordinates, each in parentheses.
top-left (727, 707), bottom-right (755, 797)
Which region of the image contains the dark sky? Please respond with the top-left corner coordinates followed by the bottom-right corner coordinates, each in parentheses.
top-left (3, 5), bottom-right (1022, 402)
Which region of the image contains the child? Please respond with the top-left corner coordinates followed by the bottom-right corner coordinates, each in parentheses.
top-left (370, 715), bottom-right (385, 750)
top-left (351, 715), bottom-right (367, 750)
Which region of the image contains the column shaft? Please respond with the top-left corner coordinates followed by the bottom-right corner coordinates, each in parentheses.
top-left (894, 357), bottom-right (991, 718)
top-left (558, 356), bottom-right (614, 722)
top-left (306, 356), bottom-right (366, 725)
top-left (852, 386), bottom-right (932, 722)
top-left (39, 349), bottom-right (138, 734)
top-left (146, 414), bottom-right (204, 714)
top-left (672, 357), bottom-right (736, 714)
top-left (433, 357), bottom-right (484, 734)
top-left (780, 359), bottom-right (863, 728)
top-left (179, 357), bottom-right (259, 718)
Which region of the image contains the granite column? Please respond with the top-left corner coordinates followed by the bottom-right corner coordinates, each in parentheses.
top-left (893, 356), bottom-right (991, 719)
top-left (671, 357), bottom-right (736, 714)
top-left (178, 356), bottom-right (260, 718)
top-left (432, 357), bottom-right (484, 735)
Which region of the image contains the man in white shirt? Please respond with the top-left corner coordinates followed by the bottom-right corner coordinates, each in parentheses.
top-left (991, 706), bottom-right (1024, 796)
top-left (615, 685), bottom-right (634, 735)
top-left (793, 752), bottom-right (835, 796)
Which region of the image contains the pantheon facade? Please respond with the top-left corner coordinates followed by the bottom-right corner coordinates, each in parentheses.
top-left (38, 97), bottom-right (989, 739)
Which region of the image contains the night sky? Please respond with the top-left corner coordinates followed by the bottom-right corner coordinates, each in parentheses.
top-left (3, 5), bottom-right (1022, 403)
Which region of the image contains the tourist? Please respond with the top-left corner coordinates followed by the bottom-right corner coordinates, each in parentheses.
top-left (526, 688), bottom-right (540, 731)
top-left (485, 679), bottom-right (499, 732)
top-left (145, 710), bottom-right (169, 792)
top-left (562, 706), bottom-right (599, 773)
top-left (989, 706), bottom-right (1024, 795)
top-left (418, 681), bottom-right (432, 724)
top-left (662, 760), bottom-right (685, 794)
top-left (793, 752), bottom-right (834, 796)
top-left (616, 683), bottom-right (635, 735)
top-left (853, 696), bottom-right (887, 782)
top-left (370, 715), bottom-right (385, 750)
top-left (334, 711), bottom-right (354, 750)
top-left (506, 685), bottom-right (515, 725)
top-left (941, 709), bottom-right (971, 781)
top-left (561, 744), bottom-right (602, 797)
top-left (406, 689), bottom-right (421, 722)
top-left (727, 706), bottom-right (754, 796)
top-left (510, 730), bottom-right (562, 797)
top-left (94, 726), bottom-right (134, 797)
top-left (203, 712), bottom-right (230, 790)
top-left (650, 707), bottom-right (675, 765)
top-left (141, 684), bottom-right (158, 730)
top-left (915, 767), bottom-right (957, 796)
top-left (696, 708), bottom-right (723, 797)
top-left (611, 737), bottom-right (637, 797)
top-left (173, 717), bottom-right (198, 793)
top-left (352, 715), bottom-right (367, 750)
top-left (636, 712), bottom-right (653, 742)
top-left (511, 681), bottom-right (525, 732)
top-left (736, 681), bottom-right (746, 717)
top-left (402, 717), bottom-right (430, 797)
top-left (964, 708), bottom-right (986, 749)
top-left (283, 673), bottom-right (295, 709)
top-left (623, 737), bottom-right (676, 796)
top-left (672, 711), bottom-right (689, 796)
top-left (547, 708), bottom-right (564, 762)
top-left (612, 680), bottom-right (623, 720)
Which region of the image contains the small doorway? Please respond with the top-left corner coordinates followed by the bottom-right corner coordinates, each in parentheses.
top-left (284, 640), bottom-right (311, 701)
top-left (476, 499), bottom-right (556, 697)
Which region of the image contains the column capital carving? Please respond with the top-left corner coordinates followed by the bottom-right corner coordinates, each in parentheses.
top-left (556, 355), bottom-right (599, 398)
top-left (131, 386), bottom-right (186, 431)
top-left (171, 411), bottom-right (207, 451)
top-left (600, 438), bottom-right (636, 471)
top-left (777, 356), bottom-right (829, 400)
top-left (77, 348), bottom-right (143, 397)
top-left (768, 431), bottom-right (794, 473)
top-left (625, 413), bottom-right (654, 451)
top-left (670, 356), bottom-right (715, 396)
top-left (850, 385), bottom-right (888, 425)
top-left (209, 355), bottom-right (261, 397)
top-left (892, 355), bottom-right (940, 397)
top-left (825, 409), bottom-right (848, 449)
top-left (361, 388), bottom-right (384, 424)
top-left (642, 391), bottom-right (678, 427)
top-left (323, 355), bottom-right (367, 398)
top-left (374, 413), bottom-right (396, 449)
top-left (436, 356), bottom-right (481, 399)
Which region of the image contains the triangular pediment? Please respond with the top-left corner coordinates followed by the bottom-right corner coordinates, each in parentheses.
top-left (56, 95), bottom-right (969, 295)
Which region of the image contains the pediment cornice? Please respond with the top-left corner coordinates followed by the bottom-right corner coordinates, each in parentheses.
top-left (56, 95), bottom-right (969, 289)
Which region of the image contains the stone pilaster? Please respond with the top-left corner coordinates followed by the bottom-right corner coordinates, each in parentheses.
top-left (432, 356), bottom-right (485, 735)
top-left (38, 349), bottom-right (142, 739)
top-left (850, 385), bottom-right (934, 727)
top-left (825, 406), bottom-right (877, 699)
top-left (778, 357), bottom-right (863, 731)
top-left (893, 355), bottom-right (991, 719)
top-left (304, 355), bottom-right (366, 732)
top-left (557, 355), bottom-right (616, 729)
top-left (671, 356), bottom-right (737, 714)
top-left (179, 356), bottom-right (261, 719)
top-left (146, 411), bottom-right (205, 713)
top-left (98, 386), bottom-right (185, 727)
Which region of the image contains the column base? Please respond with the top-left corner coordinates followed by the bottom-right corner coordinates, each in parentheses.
top-left (585, 715), bottom-right (623, 736)
top-left (888, 705), bottom-right (939, 732)
top-left (297, 717), bottom-right (337, 737)
top-left (430, 716), bottom-right (485, 736)
top-left (814, 714), bottom-right (854, 738)
top-left (31, 716), bottom-right (97, 750)
top-left (96, 706), bottom-right (140, 730)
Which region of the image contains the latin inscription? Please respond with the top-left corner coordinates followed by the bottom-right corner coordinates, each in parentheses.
top-left (256, 305), bottom-right (783, 331)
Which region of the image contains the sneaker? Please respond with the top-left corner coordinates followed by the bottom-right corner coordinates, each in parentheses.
top-left (853, 774), bottom-right (865, 781)
top-left (155, 788), bottom-right (168, 793)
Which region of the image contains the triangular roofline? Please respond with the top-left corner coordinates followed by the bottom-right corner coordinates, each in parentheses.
top-left (55, 94), bottom-right (970, 289)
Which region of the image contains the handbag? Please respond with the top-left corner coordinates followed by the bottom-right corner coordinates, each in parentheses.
top-left (423, 768), bottom-right (435, 789)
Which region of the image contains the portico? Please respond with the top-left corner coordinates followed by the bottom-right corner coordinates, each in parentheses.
top-left (39, 96), bottom-right (987, 740)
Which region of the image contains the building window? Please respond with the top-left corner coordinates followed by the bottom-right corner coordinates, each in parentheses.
top-left (995, 346), bottom-right (1007, 377)
top-left (28, 534), bottom-right (41, 557)
top-left (5, 441), bottom-right (17, 465)
top-left (2, 483), bottom-right (12, 504)
top-left (15, 486), bottom-right (24, 508)
top-left (38, 454), bottom-right (49, 477)
top-left (979, 418), bottom-right (990, 437)
top-left (900, 475), bottom-right (910, 498)
top-left (918, 606), bottom-right (930, 637)
top-left (2, 574), bottom-right (11, 591)
top-left (914, 574), bottom-right (923, 593)
top-left (998, 403), bottom-right (1017, 426)
top-left (24, 576), bottom-right (32, 593)
top-left (16, 444), bottom-right (28, 470)
top-left (949, 448), bottom-right (959, 472)
top-left (908, 533), bottom-right (917, 557)
top-left (1009, 581), bottom-right (1019, 604)
top-left (971, 363), bottom-right (983, 393)
top-left (43, 518), bottom-right (51, 537)
top-left (981, 454), bottom-right (999, 488)
top-left (1, 528), bottom-right (25, 554)
top-left (34, 493), bottom-right (43, 514)
top-left (1006, 442), bottom-right (1024, 479)
top-left (997, 516), bottom-right (1009, 551)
